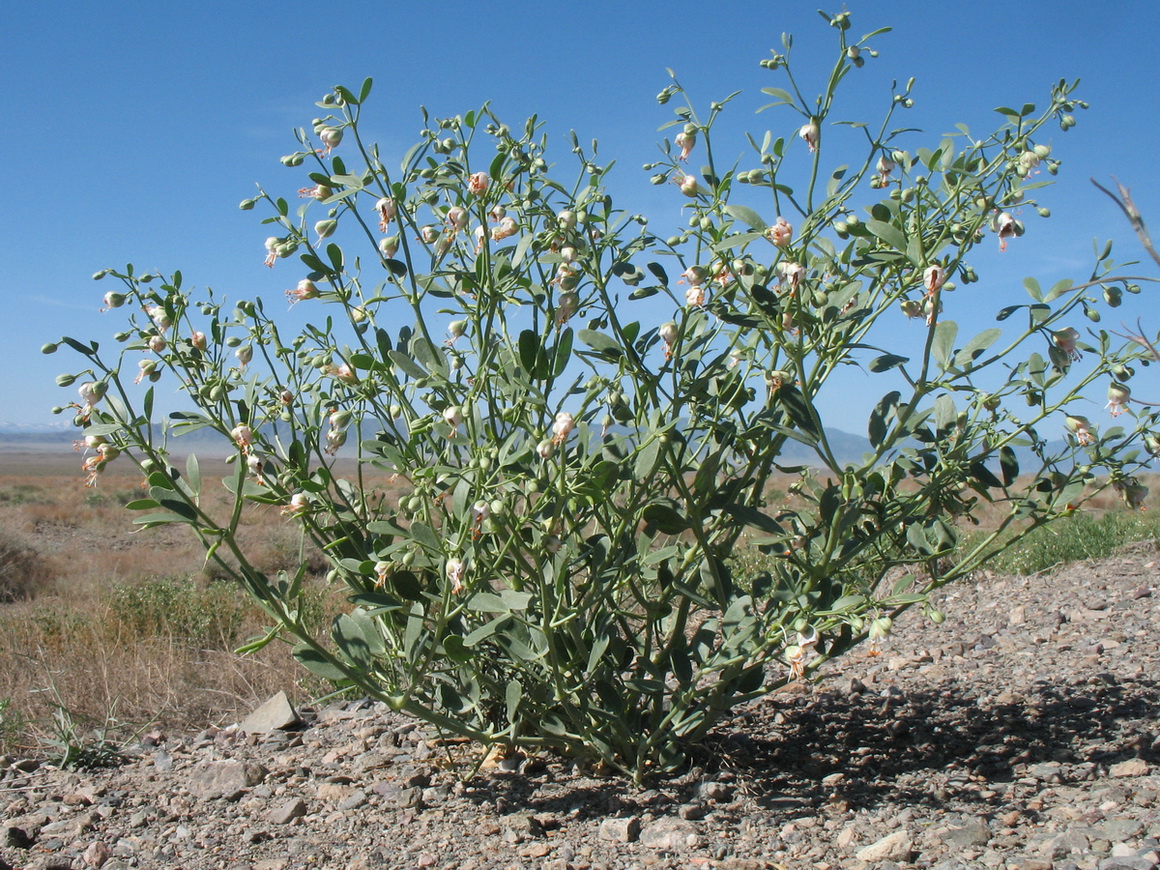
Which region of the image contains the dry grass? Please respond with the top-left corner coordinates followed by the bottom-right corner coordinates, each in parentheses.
top-left (0, 450), bottom-right (345, 755)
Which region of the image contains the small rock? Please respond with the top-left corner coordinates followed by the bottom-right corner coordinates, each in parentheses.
top-left (639, 817), bottom-right (697, 850)
top-left (696, 781), bottom-right (733, 802)
top-left (599, 816), bottom-right (640, 843)
top-left (189, 760), bottom-right (268, 800)
top-left (267, 798), bottom-right (308, 825)
top-left (82, 841), bottom-right (112, 868)
top-left (855, 830), bottom-right (912, 863)
top-left (1109, 759), bottom-right (1150, 777)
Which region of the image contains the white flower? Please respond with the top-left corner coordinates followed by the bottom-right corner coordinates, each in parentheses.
top-left (552, 411), bottom-right (575, 445)
top-left (446, 558), bottom-right (466, 594)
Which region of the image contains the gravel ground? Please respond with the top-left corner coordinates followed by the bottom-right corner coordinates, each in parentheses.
top-left (2, 543), bottom-right (1158, 870)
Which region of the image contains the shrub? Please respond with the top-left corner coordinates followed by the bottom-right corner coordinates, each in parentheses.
top-left (0, 528), bottom-right (54, 602)
top-left (51, 12), bottom-right (1158, 778)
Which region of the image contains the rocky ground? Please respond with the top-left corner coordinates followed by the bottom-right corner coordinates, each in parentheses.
top-left (2, 544), bottom-right (1158, 870)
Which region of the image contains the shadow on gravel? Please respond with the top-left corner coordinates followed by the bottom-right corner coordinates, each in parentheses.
top-left (472, 676), bottom-right (1159, 819)
top-left (710, 675), bottom-right (1160, 812)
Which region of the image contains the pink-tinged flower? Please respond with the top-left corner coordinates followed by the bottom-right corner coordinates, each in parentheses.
top-left (235, 345), bottom-right (252, 368)
top-left (1114, 476), bottom-right (1148, 511)
top-left (900, 299), bottom-right (923, 319)
top-left (470, 500), bottom-right (490, 539)
top-left (681, 265), bottom-right (708, 286)
top-left (77, 381), bottom-right (106, 417)
top-left (264, 236), bottom-right (280, 267)
top-left (446, 206), bottom-right (469, 233)
top-left (488, 205), bottom-right (507, 223)
top-left (777, 261), bottom-right (805, 293)
top-left (685, 284), bottom-right (706, 307)
top-left (491, 216), bottom-right (518, 242)
top-left (923, 296), bottom-right (942, 326)
top-left (467, 172), bottom-right (490, 196)
top-left (552, 264), bottom-right (579, 291)
top-left (330, 363), bottom-right (356, 384)
top-left (374, 198), bottom-right (398, 234)
top-left (286, 279), bottom-right (320, 305)
top-left (278, 389), bottom-right (294, 406)
top-left (876, 154), bottom-right (895, 178)
top-left (146, 305), bottom-right (171, 331)
top-left (674, 173), bottom-right (704, 197)
top-left (374, 561), bottom-right (391, 587)
top-left (993, 212), bottom-right (1021, 252)
top-left (231, 424), bottom-right (254, 454)
top-left (675, 130), bottom-right (696, 162)
top-left (552, 411), bottom-right (575, 445)
top-left (536, 439), bottom-right (556, 460)
top-left (191, 331), bottom-right (207, 351)
top-left (419, 225), bottom-right (440, 245)
top-left (558, 210), bottom-right (577, 231)
top-left (923, 264), bottom-right (946, 296)
top-left (1106, 382), bottom-right (1131, 417)
top-left (1052, 327), bottom-right (1081, 361)
top-left (443, 405), bottom-right (463, 435)
top-left (554, 291), bottom-right (579, 327)
top-left (659, 321), bottom-right (679, 360)
top-left (798, 122), bottom-right (819, 153)
top-left (1065, 414), bottom-right (1096, 446)
top-left (445, 558), bottom-right (466, 594)
top-left (298, 184), bottom-right (333, 200)
top-left (101, 291), bottom-right (126, 311)
top-left (82, 444), bottom-right (119, 488)
top-left (135, 359), bottom-right (158, 384)
top-left (446, 320), bottom-right (467, 344)
top-left (318, 127), bottom-right (343, 154)
top-left (246, 453), bottom-right (267, 484)
top-left (324, 426), bottom-right (347, 456)
top-left (559, 245), bottom-right (577, 264)
top-left (379, 235), bottom-right (399, 259)
top-left (282, 492), bottom-right (309, 517)
top-left (765, 217), bottom-right (793, 247)
top-left (148, 334), bottom-right (167, 353)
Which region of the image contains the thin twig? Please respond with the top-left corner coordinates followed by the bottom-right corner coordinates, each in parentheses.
top-left (1092, 176), bottom-right (1160, 269)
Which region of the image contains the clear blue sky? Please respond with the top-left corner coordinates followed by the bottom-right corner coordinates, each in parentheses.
top-left (4, 1), bottom-right (1159, 433)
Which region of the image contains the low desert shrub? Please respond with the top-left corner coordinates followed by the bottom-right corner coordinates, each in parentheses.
top-left (0, 528), bottom-right (55, 602)
top-left (51, 11), bottom-right (1158, 778)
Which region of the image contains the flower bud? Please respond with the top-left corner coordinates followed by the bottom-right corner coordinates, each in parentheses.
top-left (235, 345), bottom-right (253, 367)
top-left (319, 127), bottom-right (343, 151)
top-left (446, 206), bottom-right (469, 232)
top-left (101, 291), bottom-right (126, 311)
top-left (659, 322), bottom-right (679, 345)
top-left (190, 331), bottom-right (207, 351)
top-left (448, 320), bottom-right (467, 341)
top-left (314, 219), bottom-right (337, 242)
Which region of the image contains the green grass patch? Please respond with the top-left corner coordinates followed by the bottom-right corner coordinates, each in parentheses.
top-left (967, 509), bottom-right (1160, 577)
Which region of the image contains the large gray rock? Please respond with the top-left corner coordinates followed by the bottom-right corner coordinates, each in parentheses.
top-left (856, 830), bottom-right (913, 863)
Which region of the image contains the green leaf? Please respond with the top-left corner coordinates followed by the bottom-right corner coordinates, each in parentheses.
top-left (866, 219), bottom-right (908, 253)
top-left (292, 644), bottom-right (348, 681)
top-left (577, 329), bottom-right (622, 360)
top-left (642, 503), bottom-right (688, 535)
top-left (467, 592), bottom-right (514, 613)
top-left (931, 321), bottom-right (958, 368)
top-left (954, 328), bottom-right (1001, 368)
top-left (1023, 276), bottom-right (1042, 303)
top-left (1044, 278), bottom-right (1074, 303)
top-left (869, 353), bottom-right (908, 373)
top-left (720, 504), bottom-right (782, 533)
top-left (185, 453), bottom-right (201, 496)
top-left (552, 328), bottom-right (573, 378)
top-left (777, 385), bottom-right (821, 442)
top-left (464, 616), bottom-right (508, 646)
top-left (868, 390), bottom-right (900, 448)
top-left (724, 204), bottom-right (766, 231)
top-left (505, 679), bottom-right (523, 722)
top-left (646, 262), bottom-right (669, 285)
top-left (358, 77), bottom-right (374, 103)
top-left (996, 305), bottom-right (1022, 322)
top-left (759, 87), bottom-right (796, 107)
top-left (388, 350), bottom-right (427, 379)
top-left (1000, 445), bottom-right (1019, 486)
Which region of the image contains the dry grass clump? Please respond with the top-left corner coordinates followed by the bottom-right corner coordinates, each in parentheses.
top-left (0, 452), bottom-right (343, 755)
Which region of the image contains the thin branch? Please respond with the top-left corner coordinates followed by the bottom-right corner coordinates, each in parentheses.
top-left (1092, 176), bottom-right (1160, 269)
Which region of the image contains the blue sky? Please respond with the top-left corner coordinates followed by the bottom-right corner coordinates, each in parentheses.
top-left (3, 1), bottom-right (1159, 434)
